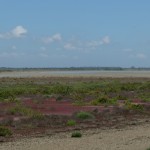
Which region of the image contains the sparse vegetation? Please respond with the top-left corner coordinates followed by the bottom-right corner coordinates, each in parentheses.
top-left (9, 105), bottom-right (44, 119)
top-left (0, 78), bottom-right (150, 104)
top-left (125, 100), bottom-right (144, 111)
top-left (67, 120), bottom-right (76, 126)
top-left (0, 77), bottom-right (150, 142)
top-left (71, 131), bottom-right (82, 138)
top-left (0, 126), bottom-right (12, 136)
top-left (76, 111), bottom-right (94, 120)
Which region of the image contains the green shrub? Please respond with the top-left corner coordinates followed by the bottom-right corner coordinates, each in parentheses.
top-left (71, 131), bottom-right (82, 138)
top-left (125, 100), bottom-right (144, 111)
top-left (76, 111), bottom-right (94, 120)
top-left (90, 100), bottom-right (99, 106)
top-left (109, 98), bottom-right (117, 105)
top-left (0, 126), bottom-right (12, 136)
top-left (96, 95), bottom-right (109, 103)
top-left (67, 120), bottom-right (76, 126)
top-left (130, 104), bottom-right (144, 111)
top-left (51, 84), bottom-right (72, 95)
top-left (55, 95), bottom-right (63, 101)
top-left (3, 95), bottom-right (20, 103)
top-left (91, 96), bottom-right (117, 105)
top-left (116, 94), bottom-right (128, 100)
top-left (9, 105), bottom-right (44, 119)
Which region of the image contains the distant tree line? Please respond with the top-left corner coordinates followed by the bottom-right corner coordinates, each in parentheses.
top-left (0, 67), bottom-right (150, 71)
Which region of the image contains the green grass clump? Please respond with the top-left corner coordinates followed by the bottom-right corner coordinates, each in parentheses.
top-left (76, 111), bottom-right (94, 120)
top-left (67, 120), bottom-right (76, 126)
top-left (73, 100), bottom-right (85, 106)
top-left (91, 95), bottom-right (108, 105)
top-left (95, 95), bottom-right (109, 103)
top-left (71, 131), bottom-right (82, 138)
top-left (9, 105), bottom-right (44, 119)
top-left (130, 104), bottom-right (144, 111)
top-left (91, 95), bottom-right (117, 105)
top-left (3, 95), bottom-right (20, 103)
top-left (125, 100), bottom-right (144, 111)
top-left (0, 126), bottom-right (12, 136)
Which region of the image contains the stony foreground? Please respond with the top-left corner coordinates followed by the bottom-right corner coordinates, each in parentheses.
top-left (1, 122), bottom-right (150, 150)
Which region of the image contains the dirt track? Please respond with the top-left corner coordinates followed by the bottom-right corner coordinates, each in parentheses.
top-left (1, 122), bottom-right (150, 150)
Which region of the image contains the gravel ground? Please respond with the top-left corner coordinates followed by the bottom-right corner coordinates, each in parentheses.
top-left (1, 123), bottom-right (150, 150)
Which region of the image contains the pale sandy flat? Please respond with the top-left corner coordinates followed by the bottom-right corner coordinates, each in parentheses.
top-left (0, 70), bottom-right (150, 78)
top-left (1, 123), bottom-right (150, 150)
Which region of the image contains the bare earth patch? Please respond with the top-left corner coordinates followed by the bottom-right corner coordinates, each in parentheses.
top-left (1, 121), bottom-right (150, 150)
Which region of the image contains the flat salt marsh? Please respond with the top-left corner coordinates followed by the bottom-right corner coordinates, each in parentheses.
top-left (0, 70), bottom-right (150, 78)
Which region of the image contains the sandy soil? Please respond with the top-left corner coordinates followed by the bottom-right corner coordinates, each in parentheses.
top-left (1, 123), bottom-right (150, 150)
top-left (1, 70), bottom-right (150, 78)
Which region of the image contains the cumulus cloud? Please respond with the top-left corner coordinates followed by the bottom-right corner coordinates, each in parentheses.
top-left (0, 26), bottom-right (27, 39)
top-left (11, 26), bottom-right (27, 38)
top-left (43, 33), bottom-right (62, 43)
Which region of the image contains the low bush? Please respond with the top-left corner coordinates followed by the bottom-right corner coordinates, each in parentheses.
top-left (67, 120), bottom-right (76, 126)
top-left (130, 104), bottom-right (144, 111)
top-left (71, 131), bottom-right (82, 138)
top-left (125, 100), bottom-right (144, 111)
top-left (0, 126), bottom-right (12, 136)
top-left (9, 105), bottom-right (44, 119)
top-left (76, 111), bottom-right (94, 120)
top-left (91, 96), bottom-right (117, 105)
top-left (96, 95), bottom-right (109, 103)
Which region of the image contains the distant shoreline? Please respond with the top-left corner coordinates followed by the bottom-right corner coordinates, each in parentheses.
top-left (1, 67), bottom-right (150, 72)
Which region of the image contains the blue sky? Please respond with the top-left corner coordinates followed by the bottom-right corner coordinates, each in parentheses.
top-left (0, 0), bottom-right (150, 67)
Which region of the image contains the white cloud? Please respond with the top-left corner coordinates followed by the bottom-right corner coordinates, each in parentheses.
top-left (86, 36), bottom-right (110, 49)
top-left (11, 26), bottom-right (27, 38)
top-left (101, 36), bottom-right (110, 44)
top-left (43, 33), bottom-right (62, 43)
top-left (136, 53), bottom-right (147, 59)
top-left (39, 53), bottom-right (49, 58)
top-left (0, 33), bottom-right (9, 39)
top-left (12, 45), bottom-right (17, 50)
top-left (64, 43), bottom-right (76, 50)
top-left (64, 35), bottom-right (110, 51)
top-left (40, 46), bottom-right (46, 51)
top-left (0, 26), bottom-right (27, 39)
top-left (87, 40), bottom-right (102, 48)
top-left (0, 52), bottom-right (25, 58)
top-left (129, 53), bottom-right (147, 59)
